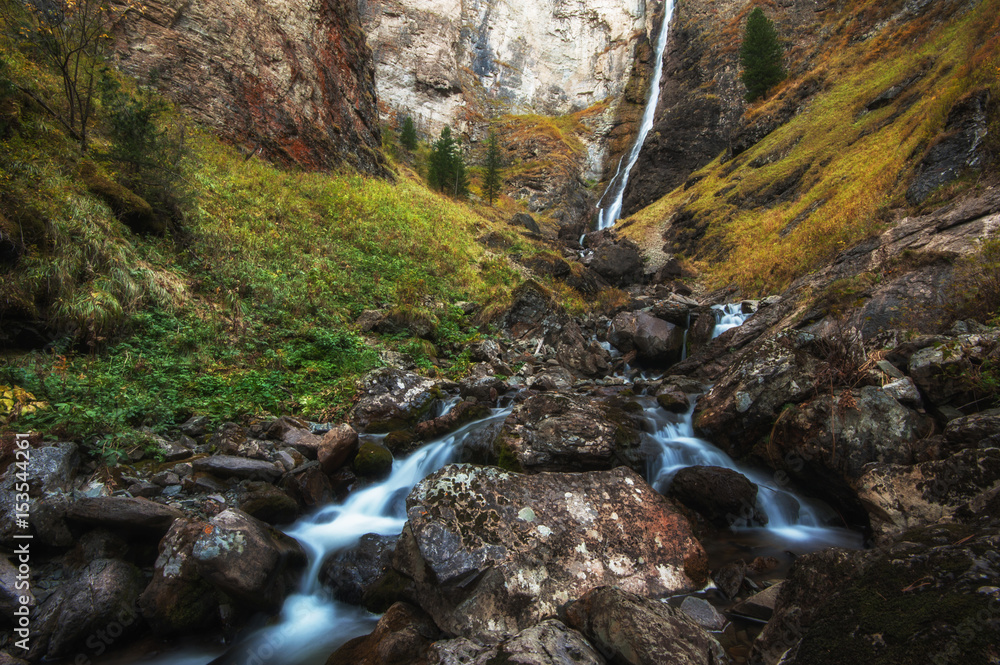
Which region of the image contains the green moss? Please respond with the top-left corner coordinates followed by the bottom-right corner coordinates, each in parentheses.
top-left (353, 441), bottom-right (393, 477)
top-left (496, 439), bottom-right (522, 473)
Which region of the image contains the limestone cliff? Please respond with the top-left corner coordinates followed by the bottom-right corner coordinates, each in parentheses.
top-left (111, 0), bottom-right (387, 175)
top-left (359, 0), bottom-right (655, 146)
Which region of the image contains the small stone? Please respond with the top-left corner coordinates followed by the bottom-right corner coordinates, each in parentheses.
top-left (680, 596), bottom-right (727, 630)
top-left (876, 359), bottom-right (905, 380)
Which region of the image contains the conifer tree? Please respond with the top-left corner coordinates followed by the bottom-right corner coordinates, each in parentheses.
top-left (400, 115), bottom-right (418, 151)
top-left (482, 129), bottom-right (504, 206)
top-left (428, 126), bottom-right (468, 197)
top-left (739, 8), bottom-right (785, 102)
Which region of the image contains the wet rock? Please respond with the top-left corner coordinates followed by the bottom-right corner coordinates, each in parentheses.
top-left (494, 393), bottom-right (643, 472)
top-left (65, 496), bottom-right (184, 535)
top-left (394, 465), bottom-right (707, 642)
top-left (608, 311), bottom-right (685, 366)
top-left (656, 385), bottom-right (691, 413)
top-left (565, 586), bottom-right (727, 665)
top-left (590, 241), bottom-right (643, 287)
top-left (730, 582), bottom-right (783, 622)
top-left (856, 447), bottom-right (1000, 542)
top-left (320, 424), bottom-right (360, 474)
top-left (281, 465), bottom-right (334, 508)
top-left (325, 602), bottom-right (439, 665)
top-left (412, 400), bottom-right (493, 444)
top-left (757, 385), bottom-right (932, 516)
top-left (553, 322), bottom-right (613, 378)
top-left (351, 368), bottom-right (441, 433)
top-left (193, 455), bottom-right (283, 482)
top-left (668, 466), bottom-right (765, 528)
top-left (354, 441), bottom-right (394, 477)
top-left (430, 619), bottom-right (606, 665)
top-left (320, 534), bottom-right (399, 606)
top-left (238, 482), bottom-right (300, 525)
top-left (713, 561), bottom-right (747, 600)
top-left (29, 558), bottom-right (144, 660)
top-left (191, 508), bottom-right (306, 611)
top-left (139, 518), bottom-right (220, 634)
top-left (679, 596), bottom-right (727, 631)
top-left (694, 331), bottom-right (826, 459)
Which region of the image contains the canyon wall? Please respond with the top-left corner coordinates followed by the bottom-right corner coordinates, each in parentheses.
top-left (111, 0), bottom-right (387, 175)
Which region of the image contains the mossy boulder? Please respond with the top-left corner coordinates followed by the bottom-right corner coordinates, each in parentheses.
top-left (353, 441), bottom-right (393, 477)
top-left (80, 161), bottom-right (163, 235)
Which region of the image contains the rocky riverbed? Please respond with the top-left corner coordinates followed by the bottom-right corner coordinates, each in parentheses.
top-left (2, 190), bottom-right (1000, 665)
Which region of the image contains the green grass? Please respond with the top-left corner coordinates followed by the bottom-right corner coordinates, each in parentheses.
top-left (622, 0), bottom-right (1000, 295)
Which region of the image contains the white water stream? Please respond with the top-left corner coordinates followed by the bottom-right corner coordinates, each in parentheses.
top-left (596, 0), bottom-right (675, 230)
top-left (141, 305), bottom-right (858, 665)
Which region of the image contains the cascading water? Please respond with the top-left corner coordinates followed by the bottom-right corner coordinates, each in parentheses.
top-left (711, 303), bottom-right (752, 339)
top-left (596, 0), bottom-right (675, 230)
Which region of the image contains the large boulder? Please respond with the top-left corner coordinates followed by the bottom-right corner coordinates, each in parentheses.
top-left (493, 393), bottom-right (643, 472)
top-left (668, 466), bottom-right (766, 528)
top-left (429, 619), bottom-right (607, 665)
top-left (393, 465), bottom-right (707, 643)
top-left (564, 586), bottom-right (728, 665)
top-left (590, 241), bottom-right (643, 287)
top-left (856, 447), bottom-right (1000, 543)
top-left (28, 559), bottom-right (145, 660)
top-left (65, 496), bottom-right (184, 536)
top-left (320, 534), bottom-right (399, 606)
top-left (325, 602), bottom-right (439, 665)
top-left (191, 509), bottom-right (306, 611)
top-left (754, 524), bottom-right (1000, 665)
top-left (759, 385), bottom-right (933, 517)
top-left (139, 518), bottom-right (221, 634)
top-left (0, 443), bottom-right (78, 545)
top-left (193, 455), bottom-right (283, 482)
top-left (351, 368), bottom-right (441, 433)
top-left (608, 311), bottom-right (685, 366)
top-left (907, 331), bottom-right (999, 408)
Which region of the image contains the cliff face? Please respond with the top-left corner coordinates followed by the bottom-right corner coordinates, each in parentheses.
top-left (112, 0), bottom-right (387, 175)
top-left (359, 0), bottom-right (653, 136)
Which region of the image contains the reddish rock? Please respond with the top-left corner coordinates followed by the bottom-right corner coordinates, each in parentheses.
top-left (325, 602), bottom-right (438, 665)
top-left (394, 465), bottom-right (707, 642)
top-left (320, 424), bottom-right (360, 474)
top-left (112, 0), bottom-right (387, 175)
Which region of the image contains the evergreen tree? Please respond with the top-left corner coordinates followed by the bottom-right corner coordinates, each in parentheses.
top-left (739, 8), bottom-right (785, 102)
top-left (400, 115), bottom-right (418, 151)
top-left (482, 129), bottom-right (504, 206)
top-left (428, 126), bottom-right (468, 197)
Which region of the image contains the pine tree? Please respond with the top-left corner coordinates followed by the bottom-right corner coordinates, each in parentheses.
top-left (428, 126), bottom-right (468, 197)
top-left (482, 129), bottom-right (504, 206)
top-left (739, 8), bottom-right (785, 102)
top-left (400, 115), bottom-right (418, 151)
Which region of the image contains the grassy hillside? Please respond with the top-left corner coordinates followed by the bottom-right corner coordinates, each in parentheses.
top-left (621, 0), bottom-right (1000, 295)
top-left (0, 20), bottom-right (532, 456)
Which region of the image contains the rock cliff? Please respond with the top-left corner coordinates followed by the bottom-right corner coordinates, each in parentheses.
top-left (111, 0), bottom-right (387, 175)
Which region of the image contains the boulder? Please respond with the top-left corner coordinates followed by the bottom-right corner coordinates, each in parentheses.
top-left (493, 393), bottom-right (643, 472)
top-left (191, 509), bottom-right (306, 611)
top-left (354, 441), bottom-right (394, 477)
top-left (429, 619), bottom-right (606, 665)
top-left (320, 424), bottom-right (360, 474)
top-left (320, 534), bottom-right (399, 606)
top-left (80, 161), bottom-right (161, 234)
top-left (944, 409), bottom-right (1000, 448)
top-left (238, 482), bottom-right (300, 525)
top-left (590, 242), bottom-right (643, 287)
top-left (281, 465), bottom-right (335, 508)
top-left (458, 363), bottom-right (509, 404)
top-left (0, 556), bottom-right (33, 615)
top-left (907, 332), bottom-right (999, 408)
top-left (608, 311), bottom-right (684, 366)
top-left (0, 443), bottom-right (79, 544)
top-left (269, 416), bottom-right (327, 459)
top-left (28, 559), bottom-right (145, 660)
top-left (503, 280), bottom-right (567, 339)
top-left (65, 497), bottom-right (184, 535)
top-left (679, 596), bottom-right (728, 631)
top-left (856, 447), bottom-right (1000, 542)
top-left (393, 465), bottom-right (707, 642)
top-left (553, 321), bottom-right (613, 378)
top-left (754, 525), bottom-right (1000, 665)
top-left (564, 586), bottom-right (728, 665)
top-left (139, 518), bottom-right (220, 634)
top-left (656, 385), bottom-right (691, 413)
top-left (193, 455), bottom-right (283, 482)
top-left (759, 385), bottom-right (933, 516)
top-left (326, 602), bottom-right (439, 665)
top-left (511, 212), bottom-right (542, 234)
top-left (667, 466), bottom-right (765, 528)
top-left (351, 368), bottom-right (441, 432)
top-left (412, 400), bottom-right (493, 445)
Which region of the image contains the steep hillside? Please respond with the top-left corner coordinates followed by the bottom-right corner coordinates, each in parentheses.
top-left (619, 0), bottom-right (1000, 294)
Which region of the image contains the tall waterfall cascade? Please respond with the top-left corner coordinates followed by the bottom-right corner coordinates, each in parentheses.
top-left (596, 0), bottom-right (676, 230)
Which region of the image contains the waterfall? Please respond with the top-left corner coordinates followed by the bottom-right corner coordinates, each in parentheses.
top-left (596, 0), bottom-right (676, 230)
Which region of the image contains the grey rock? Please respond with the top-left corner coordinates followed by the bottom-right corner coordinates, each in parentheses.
top-left (679, 596), bottom-right (727, 631)
top-left (192, 455), bottom-right (282, 481)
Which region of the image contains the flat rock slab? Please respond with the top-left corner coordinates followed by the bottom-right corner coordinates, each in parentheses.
top-left (66, 497), bottom-right (184, 534)
top-left (193, 455), bottom-right (282, 481)
top-left (395, 464), bottom-right (707, 642)
top-left (730, 582), bottom-right (783, 622)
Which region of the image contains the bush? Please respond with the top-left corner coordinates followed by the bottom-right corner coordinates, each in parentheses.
top-left (740, 8), bottom-right (785, 102)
